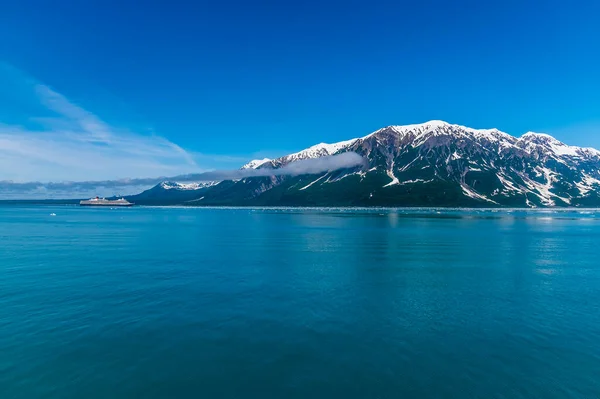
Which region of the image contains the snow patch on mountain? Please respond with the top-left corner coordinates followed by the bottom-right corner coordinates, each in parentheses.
top-left (299, 174), bottom-right (328, 190)
top-left (160, 181), bottom-right (219, 190)
top-left (576, 174), bottom-right (600, 196)
top-left (282, 138), bottom-right (359, 163)
top-left (401, 179), bottom-right (434, 185)
top-left (384, 160), bottom-right (400, 187)
top-left (515, 167), bottom-right (570, 206)
top-left (496, 173), bottom-right (522, 193)
top-left (519, 132), bottom-right (600, 158)
top-left (461, 184), bottom-right (499, 204)
top-left (241, 158), bottom-right (272, 169)
top-left (368, 120), bottom-right (515, 145)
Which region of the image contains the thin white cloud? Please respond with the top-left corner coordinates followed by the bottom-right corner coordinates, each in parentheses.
top-left (0, 71), bottom-right (200, 184)
top-left (0, 152), bottom-right (366, 199)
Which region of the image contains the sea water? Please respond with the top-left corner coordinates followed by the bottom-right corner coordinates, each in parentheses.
top-left (0, 206), bottom-right (599, 398)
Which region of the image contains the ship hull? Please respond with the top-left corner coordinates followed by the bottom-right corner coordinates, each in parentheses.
top-left (79, 200), bottom-right (134, 206)
top-left (79, 202), bottom-right (134, 206)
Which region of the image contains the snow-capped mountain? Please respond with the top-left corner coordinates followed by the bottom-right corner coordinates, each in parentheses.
top-left (130, 121), bottom-right (600, 207)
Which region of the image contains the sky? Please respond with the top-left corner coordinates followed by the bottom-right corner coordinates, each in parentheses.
top-left (1, 0), bottom-right (600, 197)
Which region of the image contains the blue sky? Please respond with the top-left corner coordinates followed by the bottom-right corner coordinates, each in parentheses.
top-left (1, 0), bottom-right (600, 188)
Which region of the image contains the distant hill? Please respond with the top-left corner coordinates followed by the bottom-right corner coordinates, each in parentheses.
top-left (0, 199), bottom-right (81, 205)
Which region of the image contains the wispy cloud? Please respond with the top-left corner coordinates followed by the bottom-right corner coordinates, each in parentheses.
top-left (181, 152), bottom-right (366, 181)
top-left (0, 153), bottom-right (366, 199)
top-left (0, 66), bottom-right (200, 187)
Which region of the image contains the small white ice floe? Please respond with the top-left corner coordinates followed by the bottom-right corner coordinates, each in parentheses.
top-left (50, 213), bottom-right (56, 216)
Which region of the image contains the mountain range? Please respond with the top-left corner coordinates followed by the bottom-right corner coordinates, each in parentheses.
top-left (128, 121), bottom-right (600, 207)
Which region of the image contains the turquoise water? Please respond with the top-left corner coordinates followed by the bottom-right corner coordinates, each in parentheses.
top-left (1, 206), bottom-right (599, 398)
